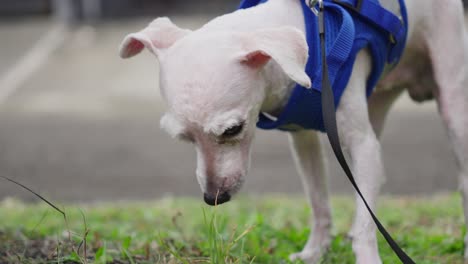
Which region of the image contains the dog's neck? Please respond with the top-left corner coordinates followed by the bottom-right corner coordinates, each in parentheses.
top-left (254, 0), bottom-right (410, 117)
top-left (251, 0), bottom-right (413, 117)
top-left (205, 0), bottom-right (416, 117)
top-left (255, 0), bottom-right (307, 116)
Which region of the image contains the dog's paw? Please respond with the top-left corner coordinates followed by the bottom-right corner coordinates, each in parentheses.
top-left (289, 248), bottom-right (324, 264)
top-left (355, 254), bottom-right (382, 264)
top-left (354, 247), bottom-right (382, 264)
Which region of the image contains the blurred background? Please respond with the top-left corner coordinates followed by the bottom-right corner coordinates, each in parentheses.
top-left (0, 0), bottom-right (464, 202)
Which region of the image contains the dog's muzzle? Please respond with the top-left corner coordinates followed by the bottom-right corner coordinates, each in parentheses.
top-left (203, 192), bottom-right (231, 206)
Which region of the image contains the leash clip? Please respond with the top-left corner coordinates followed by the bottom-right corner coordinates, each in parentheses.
top-left (308, 0), bottom-right (323, 16)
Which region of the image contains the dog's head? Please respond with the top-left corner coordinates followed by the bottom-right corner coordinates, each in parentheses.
top-left (120, 17), bottom-right (310, 205)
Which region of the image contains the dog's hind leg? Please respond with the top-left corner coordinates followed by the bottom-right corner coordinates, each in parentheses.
top-left (288, 130), bottom-right (332, 263)
top-left (336, 50), bottom-right (384, 264)
top-left (424, 0), bottom-right (468, 258)
top-left (368, 87), bottom-right (405, 138)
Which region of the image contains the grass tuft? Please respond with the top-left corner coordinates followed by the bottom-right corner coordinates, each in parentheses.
top-left (0, 194), bottom-right (465, 263)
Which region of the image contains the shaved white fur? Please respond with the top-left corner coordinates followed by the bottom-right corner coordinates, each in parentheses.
top-left (120, 0), bottom-right (468, 262)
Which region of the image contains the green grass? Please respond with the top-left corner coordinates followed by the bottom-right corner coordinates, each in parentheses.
top-left (0, 194), bottom-right (465, 263)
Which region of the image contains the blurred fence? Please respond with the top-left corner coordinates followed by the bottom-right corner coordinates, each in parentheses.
top-left (0, 1), bottom-right (50, 15)
top-left (0, 0), bottom-right (239, 22)
top-left (1, 0), bottom-right (468, 19)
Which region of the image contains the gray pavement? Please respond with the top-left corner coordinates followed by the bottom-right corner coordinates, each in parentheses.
top-left (0, 16), bottom-right (460, 202)
top-left (0, 18), bottom-right (53, 75)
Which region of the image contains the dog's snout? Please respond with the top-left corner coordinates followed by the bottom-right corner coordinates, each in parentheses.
top-left (203, 192), bottom-right (231, 206)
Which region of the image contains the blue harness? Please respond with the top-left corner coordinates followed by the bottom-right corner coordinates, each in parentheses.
top-left (238, 0), bottom-right (408, 132)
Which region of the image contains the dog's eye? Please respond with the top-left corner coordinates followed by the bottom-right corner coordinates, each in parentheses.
top-left (222, 123), bottom-right (244, 138)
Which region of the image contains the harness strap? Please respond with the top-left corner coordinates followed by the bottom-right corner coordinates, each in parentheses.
top-left (332, 0), bottom-right (407, 63)
top-left (313, 2), bottom-right (354, 88)
top-left (238, 0), bottom-right (262, 9)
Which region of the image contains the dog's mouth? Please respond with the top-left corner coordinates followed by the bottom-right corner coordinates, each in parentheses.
top-left (203, 191), bottom-right (231, 206)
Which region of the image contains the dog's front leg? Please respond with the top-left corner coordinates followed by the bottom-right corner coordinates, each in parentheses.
top-left (288, 130), bottom-right (331, 263)
top-left (337, 51), bottom-right (384, 264)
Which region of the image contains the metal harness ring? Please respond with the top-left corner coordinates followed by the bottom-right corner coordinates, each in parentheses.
top-left (308, 0), bottom-right (323, 16)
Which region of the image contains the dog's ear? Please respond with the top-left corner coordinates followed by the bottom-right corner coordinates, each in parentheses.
top-left (119, 17), bottom-right (191, 59)
top-left (238, 27), bottom-right (311, 88)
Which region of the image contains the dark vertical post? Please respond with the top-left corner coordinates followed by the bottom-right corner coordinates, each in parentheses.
top-left (51, 0), bottom-right (82, 24)
top-left (82, 0), bottom-right (102, 22)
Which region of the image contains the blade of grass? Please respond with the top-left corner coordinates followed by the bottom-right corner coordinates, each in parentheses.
top-left (121, 247), bottom-right (136, 264)
top-left (224, 225), bottom-right (255, 257)
top-left (0, 176), bottom-right (65, 217)
top-left (157, 232), bottom-right (190, 264)
top-left (210, 208), bottom-right (219, 263)
top-left (77, 209), bottom-right (89, 264)
top-left (0, 175), bottom-right (80, 261)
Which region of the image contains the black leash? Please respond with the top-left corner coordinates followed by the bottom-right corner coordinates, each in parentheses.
top-left (315, 1), bottom-right (416, 263)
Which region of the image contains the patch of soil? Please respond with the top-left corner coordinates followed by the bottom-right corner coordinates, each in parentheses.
top-left (0, 230), bottom-right (164, 263)
top-left (0, 231), bottom-right (79, 263)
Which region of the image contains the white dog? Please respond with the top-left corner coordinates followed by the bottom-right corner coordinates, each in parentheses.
top-left (119, 0), bottom-right (468, 263)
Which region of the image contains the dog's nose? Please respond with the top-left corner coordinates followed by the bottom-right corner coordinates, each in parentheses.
top-left (203, 192), bottom-right (231, 206)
